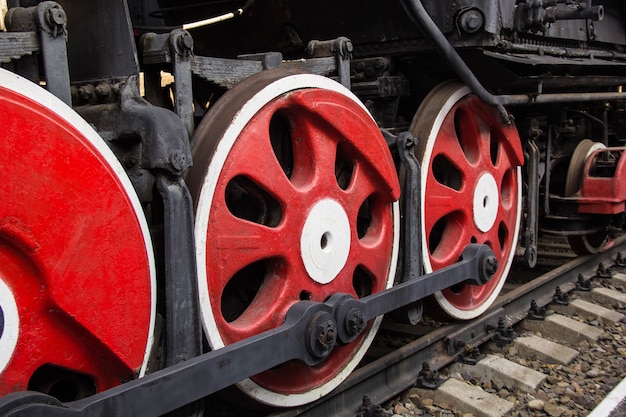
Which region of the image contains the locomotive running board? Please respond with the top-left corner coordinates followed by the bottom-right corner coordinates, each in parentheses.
top-left (0, 244), bottom-right (496, 417)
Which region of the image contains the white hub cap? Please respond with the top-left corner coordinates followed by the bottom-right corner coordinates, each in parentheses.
top-left (0, 278), bottom-right (19, 374)
top-left (300, 199), bottom-right (351, 284)
top-left (473, 173), bottom-right (499, 233)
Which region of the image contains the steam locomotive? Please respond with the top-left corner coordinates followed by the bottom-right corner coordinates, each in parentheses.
top-left (1, 0), bottom-right (625, 413)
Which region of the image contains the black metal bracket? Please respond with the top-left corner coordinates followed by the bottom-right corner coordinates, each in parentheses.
top-left (0, 244), bottom-right (496, 417)
top-left (459, 345), bottom-right (484, 366)
top-left (4, 1), bottom-right (71, 105)
top-left (141, 29), bottom-right (196, 138)
top-left (156, 175), bottom-right (203, 367)
top-left (382, 130), bottom-right (424, 324)
top-left (524, 140), bottom-right (540, 268)
top-left (306, 37), bottom-right (353, 88)
top-left (75, 75), bottom-right (192, 174)
top-left (552, 286), bottom-right (570, 306)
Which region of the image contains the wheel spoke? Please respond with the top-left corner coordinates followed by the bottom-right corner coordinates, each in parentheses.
top-left (218, 269), bottom-right (296, 339)
top-left (427, 211), bottom-right (473, 268)
top-left (348, 241), bottom-right (391, 292)
top-left (225, 119), bottom-right (300, 207)
top-left (437, 116), bottom-right (474, 174)
top-left (208, 214), bottom-right (288, 287)
top-left (454, 99), bottom-right (493, 170)
top-left (289, 110), bottom-right (339, 191)
top-left (424, 177), bottom-right (469, 234)
top-left (342, 161), bottom-right (379, 216)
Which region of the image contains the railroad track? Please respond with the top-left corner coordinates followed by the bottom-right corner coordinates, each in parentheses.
top-left (3, 236), bottom-right (622, 417)
top-left (267, 235), bottom-right (626, 417)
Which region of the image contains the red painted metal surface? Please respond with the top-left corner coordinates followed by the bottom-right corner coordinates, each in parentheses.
top-left (0, 82), bottom-right (153, 397)
top-left (578, 148), bottom-right (626, 214)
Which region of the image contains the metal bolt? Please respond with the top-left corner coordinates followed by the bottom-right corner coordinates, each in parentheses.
top-left (95, 83), bottom-right (111, 99)
top-left (346, 309), bottom-right (366, 335)
top-left (169, 150), bottom-right (188, 172)
top-left (177, 32), bottom-right (194, 52)
top-left (317, 319), bottom-right (336, 348)
top-left (459, 9), bottom-right (484, 34)
top-left (78, 84), bottom-right (94, 102)
top-left (46, 4), bottom-right (66, 26)
top-left (485, 255), bottom-right (498, 276)
top-left (340, 39), bottom-right (353, 57)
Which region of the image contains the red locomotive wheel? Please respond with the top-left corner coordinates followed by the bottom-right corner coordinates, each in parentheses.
top-left (410, 81), bottom-right (523, 320)
top-left (0, 69), bottom-right (156, 399)
top-left (565, 139), bottom-right (610, 255)
top-left (186, 69), bottom-right (400, 406)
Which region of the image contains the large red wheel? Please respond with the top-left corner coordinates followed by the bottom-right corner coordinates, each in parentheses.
top-left (410, 81), bottom-right (523, 320)
top-left (0, 69), bottom-right (156, 399)
top-left (186, 69), bottom-right (400, 407)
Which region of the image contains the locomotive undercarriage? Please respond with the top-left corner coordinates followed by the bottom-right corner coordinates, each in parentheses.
top-left (2, 0), bottom-right (626, 415)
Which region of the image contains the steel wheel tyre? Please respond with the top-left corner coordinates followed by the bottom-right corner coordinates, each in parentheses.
top-left (186, 69), bottom-right (400, 407)
top-left (410, 81), bottom-right (523, 320)
top-left (0, 69), bottom-right (156, 398)
top-left (568, 232), bottom-right (609, 255)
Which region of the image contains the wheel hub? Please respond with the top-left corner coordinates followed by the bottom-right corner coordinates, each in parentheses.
top-left (473, 173), bottom-right (499, 233)
top-left (300, 199), bottom-right (351, 284)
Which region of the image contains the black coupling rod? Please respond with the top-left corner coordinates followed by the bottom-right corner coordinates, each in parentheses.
top-left (0, 245), bottom-right (496, 417)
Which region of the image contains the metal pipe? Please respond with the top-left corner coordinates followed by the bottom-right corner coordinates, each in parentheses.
top-left (554, 5), bottom-right (603, 21)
